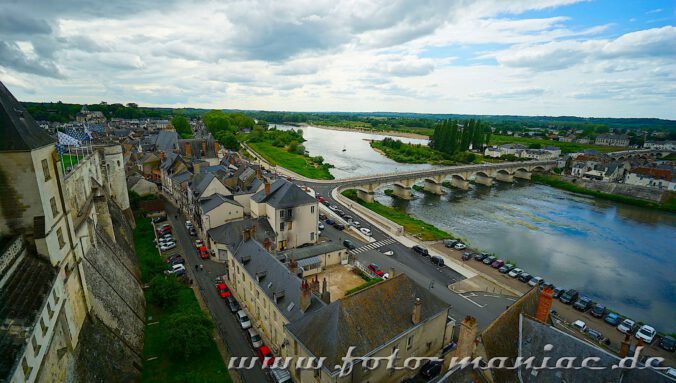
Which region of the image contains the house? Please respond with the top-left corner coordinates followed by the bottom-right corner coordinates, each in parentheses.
top-left (159, 152), bottom-right (188, 196)
top-left (522, 149), bottom-right (558, 160)
top-left (595, 134), bottom-right (630, 147)
top-left (138, 152), bottom-right (160, 181)
top-left (285, 273), bottom-right (453, 383)
top-left (169, 171), bottom-right (193, 212)
top-left (127, 175), bottom-right (158, 196)
top-left (644, 140), bottom-right (676, 151)
top-left (207, 217), bottom-right (275, 262)
top-left (197, 193), bottom-right (244, 240)
top-left (625, 167), bottom-right (675, 191)
top-left (177, 137), bottom-right (221, 164)
top-left (250, 179), bottom-right (318, 250)
top-left (277, 241), bottom-right (348, 277)
top-left (483, 144), bottom-right (527, 158)
top-left (188, 172), bottom-right (230, 219)
top-left (575, 137), bottom-right (591, 144)
top-left (558, 134), bottom-right (576, 142)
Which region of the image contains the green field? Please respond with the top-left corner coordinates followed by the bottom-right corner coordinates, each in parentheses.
top-left (342, 189), bottom-right (453, 241)
top-left (61, 154), bottom-right (82, 169)
top-left (133, 214), bottom-right (231, 383)
top-left (248, 141), bottom-right (334, 180)
top-left (489, 135), bottom-right (624, 153)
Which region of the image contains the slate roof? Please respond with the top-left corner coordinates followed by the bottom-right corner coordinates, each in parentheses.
top-left (278, 241), bottom-right (344, 262)
top-left (199, 193), bottom-right (242, 213)
top-left (208, 217), bottom-right (275, 249)
top-left (0, 81), bottom-right (55, 151)
top-left (155, 130), bottom-right (178, 151)
top-left (251, 179), bottom-right (316, 209)
top-left (234, 239), bottom-right (326, 323)
top-left (160, 152), bottom-right (181, 171)
top-left (170, 171), bottom-right (192, 184)
top-left (286, 273), bottom-right (450, 369)
top-left (191, 173), bottom-right (218, 197)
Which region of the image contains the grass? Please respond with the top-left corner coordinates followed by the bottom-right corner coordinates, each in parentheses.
top-left (61, 154), bottom-right (82, 169)
top-left (248, 141), bottom-right (334, 180)
top-left (133, 214), bottom-right (231, 383)
top-left (345, 279), bottom-right (381, 296)
top-left (342, 189), bottom-right (453, 241)
top-left (532, 175), bottom-right (676, 213)
top-left (489, 135), bottom-right (625, 154)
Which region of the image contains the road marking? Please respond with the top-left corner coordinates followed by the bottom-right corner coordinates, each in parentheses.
top-left (458, 292), bottom-right (486, 308)
top-left (349, 238), bottom-right (397, 254)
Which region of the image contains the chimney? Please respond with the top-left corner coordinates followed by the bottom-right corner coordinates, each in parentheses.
top-left (288, 258), bottom-right (298, 275)
top-left (242, 228), bottom-right (250, 241)
top-left (201, 141), bottom-right (207, 157)
top-left (321, 277), bottom-right (331, 304)
top-left (251, 224), bottom-right (257, 238)
top-left (214, 142), bottom-right (220, 158)
top-left (264, 181), bottom-right (271, 195)
top-left (159, 151), bottom-right (166, 161)
top-left (300, 280), bottom-right (312, 313)
top-left (454, 316), bottom-right (479, 359)
top-left (263, 238), bottom-right (271, 251)
top-left (388, 267), bottom-right (396, 278)
top-left (310, 276), bottom-right (320, 295)
top-left (185, 142), bottom-right (192, 157)
top-left (535, 287), bottom-right (554, 323)
top-left (411, 298), bottom-right (422, 325)
top-left (619, 334), bottom-right (630, 358)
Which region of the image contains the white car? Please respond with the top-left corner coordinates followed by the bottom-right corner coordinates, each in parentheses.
top-left (185, 220), bottom-right (193, 229)
top-left (508, 268), bottom-right (523, 278)
top-left (159, 236), bottom-right (174, 243)
top-left (572, 320), bottom-right (587, 332)
top-left (454, 243), bottom-right (467, 250)
top-left (318, 222), bottom-right (325, 230)
top-left (237, 310), bottom-right (252, 330)
top-left (329, 205), bottom-right (338, 211)
top-left (165, 263), bottom-right (185, 275)
top-left (381, 249), bottom-right (394, 256)
top-left (159, 242), bottom-right (176, 251)
top-left (528, 276), bottom-right (544, 287)
top-left (349, 221), bottom-right (361, 227)
top-left (617, 319), bottom-right (636, 334)
top-left (359, 227), bottom-right (372, 236)
top-left (635, 324), bottom-right (656, 344)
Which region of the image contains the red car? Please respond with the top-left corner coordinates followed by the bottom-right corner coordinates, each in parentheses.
top-left (157, 226), bottom-right (172, 235)
top-left (215, 283), bottom-right (231, 298)
top-left (257, 345), bottom-right (274, 367)
top-left (368, 263), bottom-right (384, 277)
top-left (198, 246), bottom-right (209, 259)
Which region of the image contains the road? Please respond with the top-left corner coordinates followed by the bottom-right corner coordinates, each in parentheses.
top-left (164, 203), bottom-right (271, 383)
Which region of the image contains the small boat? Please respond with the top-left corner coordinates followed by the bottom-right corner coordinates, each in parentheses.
top-left (342, 145), bottom-right (346, 152)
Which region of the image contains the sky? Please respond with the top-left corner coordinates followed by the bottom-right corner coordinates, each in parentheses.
top-left (1, 0), bottom-right (675, 119)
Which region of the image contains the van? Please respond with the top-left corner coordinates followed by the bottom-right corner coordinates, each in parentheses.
top-left (237, 310), bottom-right (252, 329)
top-left (560, 289), bottom-right (579, 304)
top-left (412, 245), bottom-right (429, 256)
top-left (248, 328), bottom-right (263, 348)
top-left (342, 240), bottom-right (356, 250)
top-left (443, 239), bottom-right (458, 248)
top-left (430, 256), bottom-right (445, 267)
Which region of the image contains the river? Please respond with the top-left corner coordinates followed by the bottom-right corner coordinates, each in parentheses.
top-left (276, 124), bottom-right (676, 332)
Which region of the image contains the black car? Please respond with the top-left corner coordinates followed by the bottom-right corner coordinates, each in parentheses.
top-left (334, 223), bottom-right (345, 231)
top-left (574, 296), bottom-right (593, 312)
top-left (659, 336), bottom-right (676, 352)
top-left (462, 252), bottom-right (472, 261)
top-left (343, 240), bottom-right (356, 250)
top-left (412, 245), bottom-right (429, 256)
top-left (226, 296), bottom-right (240, 313)
top-left (319, 213), bottom-right (327, 220)
top-left (560, 289), bottom-right (579, 304)
top-left (518, 273), bottom-right (533, 283)
top-left (419, 361), bottom-right (442, 379)
top-left (444, 239), bottom-right (458, 248)
top-left (590, 304), bottom-right (606, 318)
top-left (152, 216), bottom-right (167, 223)
top-left (552, 287), bottom-right (564, 299)
top-left (498, 264), bottom-right (514, 273)
top-left (482, 256), bottom-right (496, 265)
top-left (335, 210), bottom-right (345, 217)
top-left (473, 253), bottom-right (487, 262)
top-left (431, 256), bottom-right (445, 266)
top-left (587, 329), bottom-right (605, 342)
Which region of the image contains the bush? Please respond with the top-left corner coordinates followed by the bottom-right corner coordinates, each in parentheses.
top-left (166, 309), bottom-right (214, 359)
top-left (148, 275), bottom-right (181, 308)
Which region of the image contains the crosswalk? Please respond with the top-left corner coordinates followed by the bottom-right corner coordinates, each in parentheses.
top-left (349, 238), bottom-right (398, 255)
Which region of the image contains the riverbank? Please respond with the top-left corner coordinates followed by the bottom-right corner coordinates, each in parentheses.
top-left (298, 123), bottom-right (431, 139)
top-left (489, 135), bottom-right (624, 154)
top-left (369, 138), bottom-right (488, 166)
top-left (247, 141), bottom-right (334, 180)
top-left (342, 189), bottom-right (453, 241)
top-left (532, 174), bottom-right (676, 212)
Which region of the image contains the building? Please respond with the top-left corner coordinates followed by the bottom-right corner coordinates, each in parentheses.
top-left (625, 167), bottom-right (675, 191)
top-left (250, 179), bottom-right (318, 250)
top-left (198, 193), bottom-right (244, 239)
top-left (187, 172), bottom-right (230, 220)
top-left (277, 241), bottom-right (348, 277)
top-left (644, 140), bottom-right (676, 151)
top-left (595, 134), bottom-right (630, 147)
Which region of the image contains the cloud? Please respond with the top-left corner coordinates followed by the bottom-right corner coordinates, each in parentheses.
top-left (0, 41), bottom-right (62, 78)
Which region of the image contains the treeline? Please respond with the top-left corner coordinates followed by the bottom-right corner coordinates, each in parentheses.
top-left (431, 119), bottom-right (491, 155)
top-left (202, 110), bottom-right (256, 150)
top-left (22, 101), bottom-right (170, 122)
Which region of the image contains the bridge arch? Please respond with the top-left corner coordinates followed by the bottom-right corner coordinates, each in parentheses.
top-left (532, 166), bottom-right (547, 173)
top-left (475, 171), bottom-right (490, 178)
top-left (497, 169), bottom-right (512, 176)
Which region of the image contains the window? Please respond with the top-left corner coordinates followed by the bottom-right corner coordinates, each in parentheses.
top-left (56, 227), bottom-right (65, 248)
top-left (280, 222), bottom-right (285, 231)
top-left (406, 336), bottom-right (413, 350)
top-left (310, 206), bottom-right (315, 214)
top-left (280, 210), bottom-right (285, 218)
top-left (310, 232), bottom-right (315, 241)
top-left (22, 358), bottom-right (31, 377)
top-left (50, 197), bottom-right (59, 218)
top-left (42, 159), bottom-right (51, 181)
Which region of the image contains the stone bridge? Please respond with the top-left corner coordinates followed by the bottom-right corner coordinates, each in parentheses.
top-left (606, 149), bottom-right (672, 161)
top-left (339, 160), bottom-right (557, 201)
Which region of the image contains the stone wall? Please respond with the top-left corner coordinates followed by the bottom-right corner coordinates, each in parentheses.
top-left (561, 176), bottom-right (670, 203)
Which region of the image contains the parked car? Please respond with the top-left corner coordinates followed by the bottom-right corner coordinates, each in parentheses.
top-left (159, 236), bottom-right (174, 244)
top-left (419, 360), bottom-right (442, 379)
top-left (431, 256), bottom-right (445, 266)
top-left (508, 268), bottom-right (523, 278)
top-left (335, 210), bottom-right (345, 217)
top-left (381, 248), bottom-right (394, 256)
top-left (444, 239), bottom-right (458, 248)
top-left (604, 312), bottom-right (622, 326)
top-left (659, 335), bottom-right (676, 352)
top-left (635, 325), bottom-right (656, 344)
top-left (198, 246), bottom-right (209, 259)
top-left (257, 345), bottom-right (274, 367)
top-left (248, 328), bottom-right (263, 349)
top-left (498, 264), bottom-right (514, 273)
top-left (226, 296), bottom-right (240, 313)
top-left (587, 328), bottom-right (605, 342)
top-left (237, 310), bottom-right (252, 329)
top-left (483, 256), bottom-right (496, 265)
top-left (573, 296), bottom-right (593, 312)
top-left (559, 289), bottom-right (579, 304)
top-left (518, 273), bottom-right (533, 283)
top-left (194, 239), bottom-right (204, 248)
top-left (412, 245), bottom-right (429, 256)
top-left (462, 252), bottom-right (472, 261)
top-left (189, 228), bottom-right (197, 236)
top-left (152, 216), bottom-right (166, 223)
top-left (343, 240), bottom-right (356, 250)
top-left (590, 304), bottom-right (606, 318)
top-left (329, 205), bottom-right (338, 211)
top-left (326, 218), bottom-right (335, 225)
top-left (185, 220), bottom-right (193, 229)
top-left (166, 255), bottom-right (185, 265)
top-left (473, 252), bottom-right (487, 262)
top-left (368, 263), bottom-right (384, 277)
top-left (617, 318), bottom-right (636, 334)
top-left (454, 243), bottom-right (466, 250)
top-left (319, 213), bottom-right (327, 220)
top-left (165, 263), bottom-right (185, 276)
top-left (318, 222), bottom-right (325, 230)
top-left (572, 320), bottom-right (587, 332)
top-left (491, 259), bottom-right (505, 269)
top-left (215, 283), bottom-right (231, 298)
top-left (528, 276), bottom-right (544, 287)
top-left (159, 242), bottom-right (176, 251)
top-left (552, 287), bottom-right (564, 299)
top-left (359, 227), bottom-right (372, 236)
top-left (334, 223), bottom-right (345, 231)
top-left (349, 221), bottom-right (361, 228)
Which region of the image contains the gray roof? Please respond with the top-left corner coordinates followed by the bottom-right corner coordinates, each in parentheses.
top-left (286, 273), bottom-right (450, 369)
top-left (155, 130), bottom-right (178, 151)
top-left (0, 81), bottom-right (55, 151)
top-left (251, 179), bottom-right (316, 209)
top-left (279, 241), bottom-right (344, 262)
top-left (519, 315), bottom-right (675, 383)
top-left (208, 217), bottom-right (275, 249)
top-left (170, 171), bottom-right (192, 184)
top-left (160, 152), bottom-right (182, 171)
top-left (191, 173), bottom-right (218, 197)
top-left (234, 240), bottom-right (325, 323)
top-left (199, 193), bottom-right (242, 213)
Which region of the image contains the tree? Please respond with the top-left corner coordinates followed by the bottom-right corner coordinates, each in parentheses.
top-left (528, 143), bottom-right (542, 149)
top-left (172, 115), bottom-right (193, 139)
top-left (148, 275), bottom-right (181, 308)
top-left (218, 132), bottom-right (240, 150)
top-left (166, 310), bottom-right (214, 359)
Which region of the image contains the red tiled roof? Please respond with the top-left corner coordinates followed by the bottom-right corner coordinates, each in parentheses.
top-left (630, 167), bottom-right (672, 180)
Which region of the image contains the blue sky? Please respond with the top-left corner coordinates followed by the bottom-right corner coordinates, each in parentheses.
top-left (1, 0), bottom-right (674, 118)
